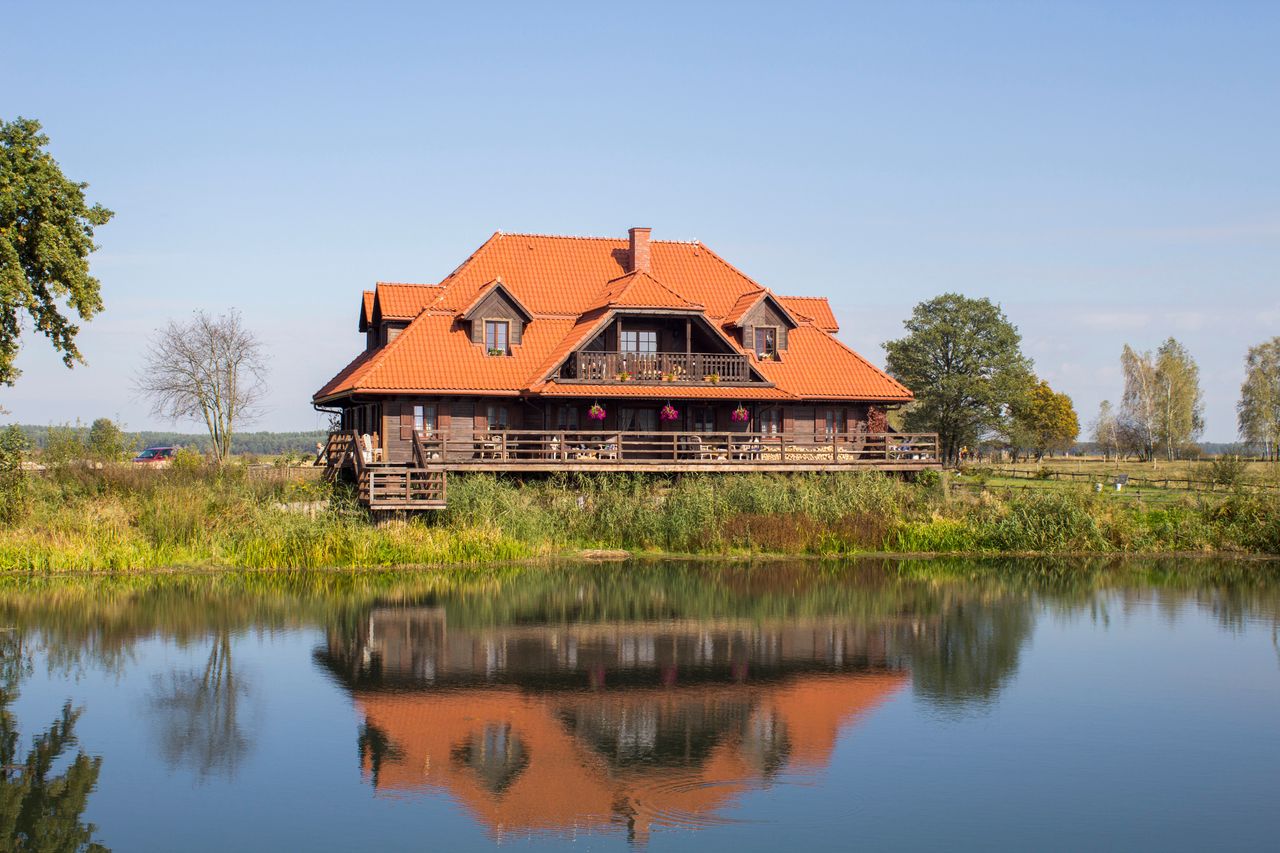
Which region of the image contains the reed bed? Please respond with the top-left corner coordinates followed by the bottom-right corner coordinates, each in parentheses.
top-left (0, 465), bottom-right (1276, 571)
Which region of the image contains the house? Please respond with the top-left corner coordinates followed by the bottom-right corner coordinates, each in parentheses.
top-left (314, 228), bottom-right (937, 504)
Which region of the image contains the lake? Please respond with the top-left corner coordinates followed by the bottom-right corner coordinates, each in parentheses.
top-left (2, 558), bottom-right (1278, 851)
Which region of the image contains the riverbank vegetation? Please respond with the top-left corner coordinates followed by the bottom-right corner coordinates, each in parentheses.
top-left (0, 460), bottom-right (1277, 571)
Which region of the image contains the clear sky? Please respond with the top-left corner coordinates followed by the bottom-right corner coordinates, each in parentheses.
top-left (3, 1), bottom-right (1277, 440)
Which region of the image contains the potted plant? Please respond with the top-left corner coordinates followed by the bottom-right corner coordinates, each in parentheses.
top-left (615, 371), bottom-right (632, 382)
top-left (488, 348), bottom-right (507, 357)
top-left (704, 372), bottom-right (721, 384)
top-left (731, 405), bottom-right (750, 423)
top-left (659, 404), bottom-right (680, 422)
top-left (587, 404), bottom-right (607, 421)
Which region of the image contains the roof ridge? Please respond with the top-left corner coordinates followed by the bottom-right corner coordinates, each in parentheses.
top-left (497, 231), bottom-right (702, 245)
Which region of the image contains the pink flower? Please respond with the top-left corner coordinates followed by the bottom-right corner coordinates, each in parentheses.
top-left (659, 404), bottom-right (680, 422)
top-left (731, 405), bottom-right (750, 422)
top-left (587, 404), bottom-right (607, 421)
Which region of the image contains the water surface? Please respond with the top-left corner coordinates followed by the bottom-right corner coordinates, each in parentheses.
top-left (2, 558), bottom-right (1278, 851)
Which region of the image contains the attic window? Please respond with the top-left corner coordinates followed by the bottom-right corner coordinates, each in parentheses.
top-left (485, 320), bottom-right (510, 356)
top-left (755, 327), bottom-right (778, 361)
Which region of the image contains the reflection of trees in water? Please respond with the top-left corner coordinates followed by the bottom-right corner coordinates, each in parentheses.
top-left (357, 721), bottom-right (404, 788)
top-left (147, 631), bottom-right (253, 781)
top-left (905, 596), bottom-right (1035, 710)
top-left (0, 632), bottom-right (108, 852)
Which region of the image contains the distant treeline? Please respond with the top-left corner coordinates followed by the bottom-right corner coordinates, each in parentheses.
top-left (13, 425), bottom-right (327, 455)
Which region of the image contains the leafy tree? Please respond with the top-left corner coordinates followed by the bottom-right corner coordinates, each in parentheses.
top-left (135, 310), bottom-right (267, 466)
top-left (1009, 379), bottom-right (1079, 461)
top-left (1091, 400), bottom-right (1120, 460)
top-left (1153, 338), bottom-right (1203, 459)
top-left (884, 293), bottom-right (1033, 465)
top-left (41, 422), bottom-right (85, 468)
top-left (1120, 345), bottom-right (1158, 460)
top-left (1119, 339), bottom-right (1203, 461)
top-left (86, 418), bottom-right (130, 462)
top-left (1238, 337), bottom-right (1280, 460)
top-left (0, 117), bottom-right (113, 386)
top-left (0, 424), bottom-right (27, 523)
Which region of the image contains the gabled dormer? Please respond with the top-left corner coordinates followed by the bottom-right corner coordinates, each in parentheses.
top-left (459, 278), bottom-right (534, 356)
top-left (722, 290), bottom-right (800, 362)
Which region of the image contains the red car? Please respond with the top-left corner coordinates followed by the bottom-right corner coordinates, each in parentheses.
top-left (132, 446), bottom-right (176, 467)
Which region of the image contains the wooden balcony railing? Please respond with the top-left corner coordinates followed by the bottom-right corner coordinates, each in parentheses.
top-left (561, 351), bottom-right (752, 383)
top-left (413, 430), bottom-right (940, 468)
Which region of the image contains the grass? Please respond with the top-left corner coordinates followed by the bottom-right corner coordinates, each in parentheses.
top-left (0, 463), bottom-right (1277, 571)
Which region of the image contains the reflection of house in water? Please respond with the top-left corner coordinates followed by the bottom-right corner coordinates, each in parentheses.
top-left (318, 607), bottom-right (912, 841)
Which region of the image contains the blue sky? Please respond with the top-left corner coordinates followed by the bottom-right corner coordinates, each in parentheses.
top-left (3, 1), bottom-right (1277, 440)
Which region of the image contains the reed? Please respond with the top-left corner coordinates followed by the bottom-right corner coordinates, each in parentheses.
top-left (0, 465), bottom-right (1275, 571)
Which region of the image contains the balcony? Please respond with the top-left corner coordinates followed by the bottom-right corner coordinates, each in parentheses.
top-left (560, 351), bottom-right (752, 384)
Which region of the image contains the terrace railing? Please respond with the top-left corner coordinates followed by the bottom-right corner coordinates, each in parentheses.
top-left (561, 351), bottom-right (752, 383)
top-left (414, 429), bottom-right (940, 467)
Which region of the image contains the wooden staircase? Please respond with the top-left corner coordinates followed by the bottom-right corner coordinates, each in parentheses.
top-left (317, 430), bottom-right (447, 511)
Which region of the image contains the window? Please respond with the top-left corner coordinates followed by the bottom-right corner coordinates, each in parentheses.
top-left (554, 404), bottom-right (579, 431)
top-left (619, 408), bottom-right (657, 432)
top-left (755, 327), bottom-right (778, 360)
top-left (620, 330), bottom-right (658, 353)
top-left (486, 404), bottom-right (509, 431)
top-left (760, 409), bottom-right (781, 436)
top-left (485, 321), bottom-right (510, 355)
top-left (413, 404), bottom-right (437, 437)
top-left (822, 408), bottom-right (845, 439)
top-left (691, 407), bottom-right (716, 433)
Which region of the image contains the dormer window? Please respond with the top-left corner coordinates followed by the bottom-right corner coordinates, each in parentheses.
top-left (755, 327), bottom-right (778, 361)
top-left (621, 329), bottom-right (657, 353)
top-left (485, 320), bottom-right (510, 356)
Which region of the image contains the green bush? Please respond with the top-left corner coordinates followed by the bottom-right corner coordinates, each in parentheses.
top-left (0, 425), bottom-right (29, 523)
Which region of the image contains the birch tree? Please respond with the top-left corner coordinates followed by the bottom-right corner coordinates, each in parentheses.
top-left (1238, 337), bottom-right (1280, 460)
top-left (135, 310), bottom-right (266, 465)
top-left (1153, 338), bottom-right (1204, 459)
top-left (1120, 345), bottom-right (1158, 460)
top-left (1091, 400), bottom-right (1120, 460)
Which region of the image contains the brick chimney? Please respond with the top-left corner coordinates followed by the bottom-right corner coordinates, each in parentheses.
top-left (628, 227), bottom-right (652, 274)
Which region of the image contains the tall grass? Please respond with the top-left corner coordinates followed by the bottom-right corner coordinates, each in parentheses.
top-left (0, 465), bottom-right (1276, 571)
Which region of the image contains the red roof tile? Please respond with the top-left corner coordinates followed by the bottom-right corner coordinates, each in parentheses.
top-left (779, 296), bottom-right (839, 333)
top-left (375, 282), bottom-right (443, 320)
top-left (595, 270), bottom-right (702, 311)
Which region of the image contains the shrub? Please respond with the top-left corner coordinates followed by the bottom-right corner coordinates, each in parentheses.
top-left (1208, 454), bottom-right (1247, 488)
top-left (42, 422), bottom-right (87, 468)
top-left (87, 417), bottom-right (132, 462)
top-left (0, 425), bottom-right (29, 523)
top-left (170, 447), bottom-right (205, 473)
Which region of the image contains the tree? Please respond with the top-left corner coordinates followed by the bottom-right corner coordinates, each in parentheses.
top-left (1153, 337), bottom-right (1203, 459)
top-left (1238, 337), bottom-right (1280, 460)
top-left (1119, 339), bottom-right (1204, 461)
top-left (1009, 379), bottom-right (1079, 461)
top-left (1120, 345), bottom-right (1158, 460)
top-left (135, 310), bottom-right (266, 465)
top-left (0, 118), bottom-right (113, 386)
top-left (1091, 400), bottom-right (1120, 460)
top-left (884, 293), bottom-right (1033, 465)
top-left (86, 418), bottom-right (131, 462)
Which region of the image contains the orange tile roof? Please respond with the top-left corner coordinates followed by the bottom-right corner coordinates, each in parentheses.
top-left (361, 291), bottom-right (375, 327)
top-left (315, 230), bottom-right (912, 404)
top-left (375, 282), bottom-right (443, 320)
top-left (595, 270), bottom-right (702, 311)
top-left (530, 382), bottom-right (793, 400)
top-left (779, 296), bottom-right (839, 333)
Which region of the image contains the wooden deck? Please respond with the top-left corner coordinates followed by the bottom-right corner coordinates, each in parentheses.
top-left (321, 429), bottom-right (939, 511)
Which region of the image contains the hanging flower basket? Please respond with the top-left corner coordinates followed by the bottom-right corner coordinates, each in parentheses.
top-left (731, 405), bottom-right (750, 423)
top-left (659, 404), bottom-right (680, 422)
top-left (587, 404), bottom-right (607, 421)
